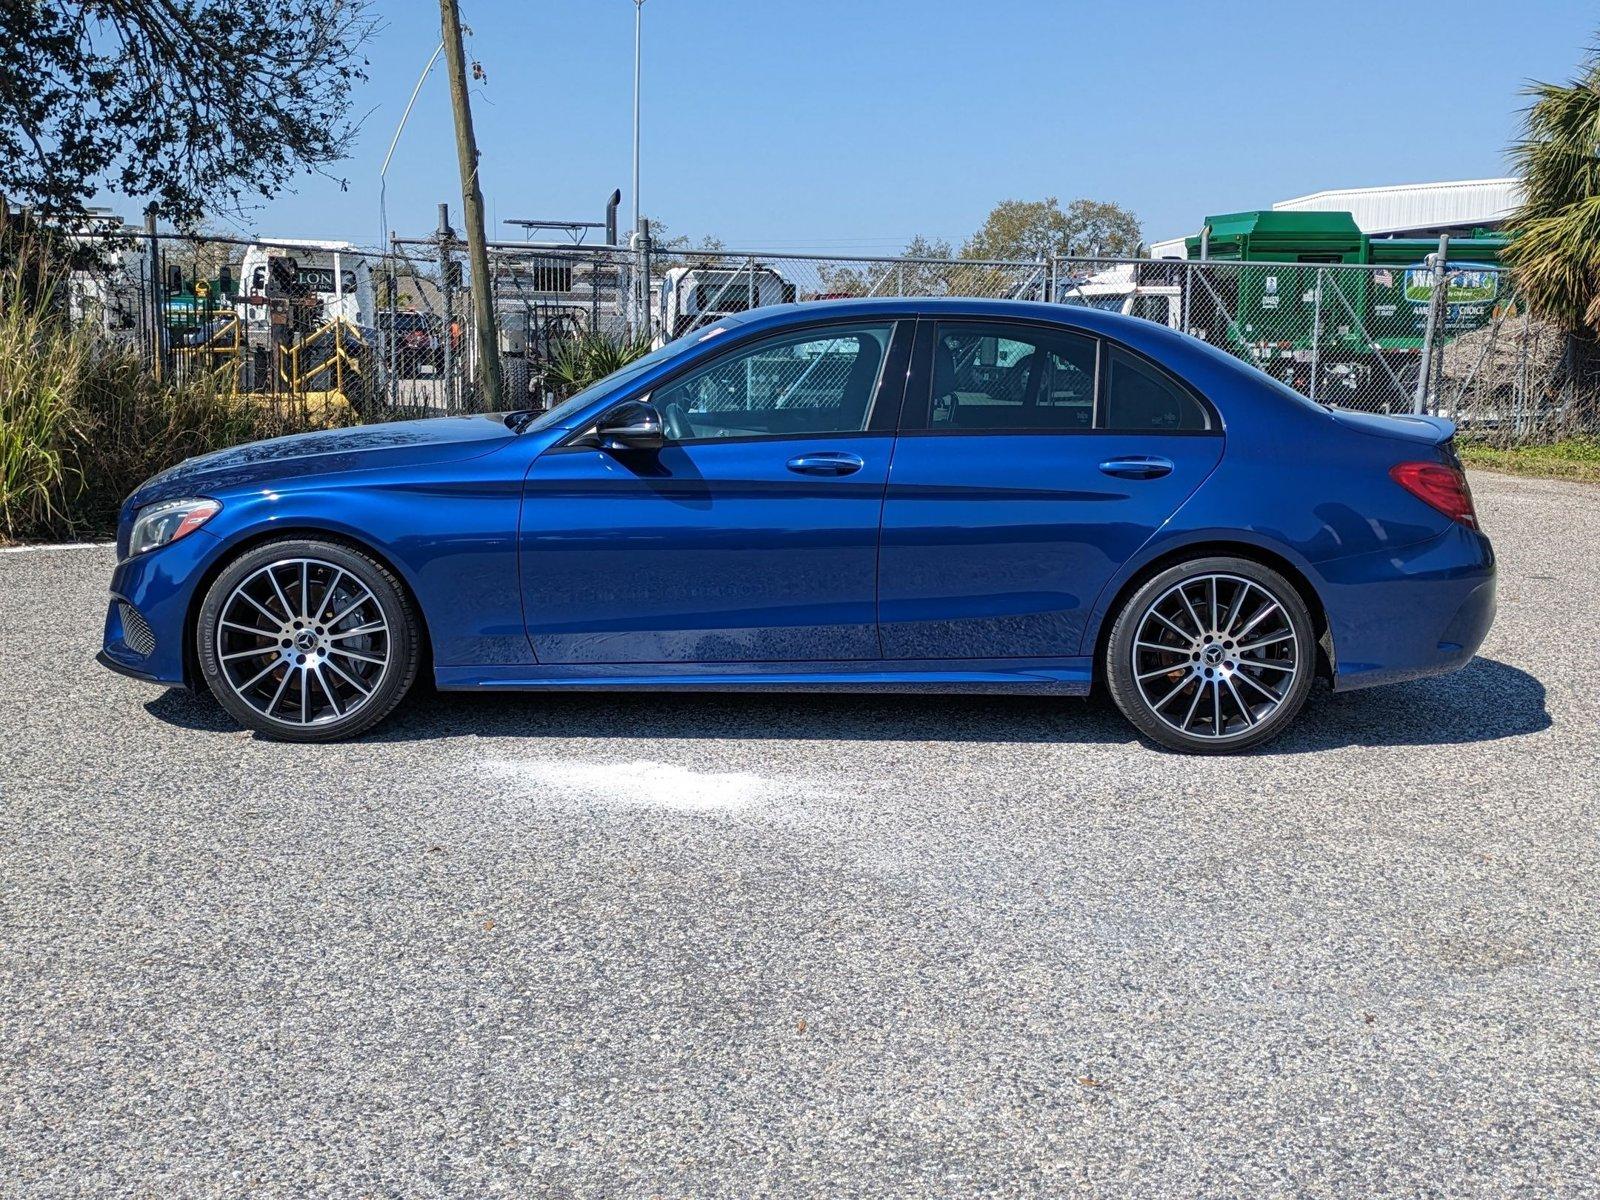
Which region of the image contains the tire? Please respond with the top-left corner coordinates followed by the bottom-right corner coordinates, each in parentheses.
top-left (195, 537), bottom-right (421, 742)
top-left (1105, 556), bottom-right (1316, 754)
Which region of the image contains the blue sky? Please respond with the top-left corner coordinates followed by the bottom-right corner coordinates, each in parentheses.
top-left (191, 0), bottom-right (1595, 252)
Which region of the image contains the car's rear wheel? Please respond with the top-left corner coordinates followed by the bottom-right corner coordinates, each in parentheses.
top-left (1105, 556), bottom-right (1315, 754)
top-left (196, 538), bottom-right (420, 742)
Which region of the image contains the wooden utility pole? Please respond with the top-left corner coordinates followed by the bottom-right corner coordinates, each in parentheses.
top-left (438, 0), bottom-right (502, 409)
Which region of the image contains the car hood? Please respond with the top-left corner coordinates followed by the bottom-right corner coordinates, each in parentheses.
top-left (129, 413), bottom-right (521, 507)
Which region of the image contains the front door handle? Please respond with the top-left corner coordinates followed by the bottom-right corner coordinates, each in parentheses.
top-left (786, 452), bottom-right (864, 477)
top-left (1098, 455), bottom-right (1174, 480)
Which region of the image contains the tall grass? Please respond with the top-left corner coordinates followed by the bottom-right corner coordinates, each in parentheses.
top-left (0, 232), bottom-right (87, 538)
top-left (0, 221), bottom-right (339, 543)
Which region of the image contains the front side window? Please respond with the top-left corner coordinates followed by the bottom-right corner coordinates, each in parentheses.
top-left (931, 322), bottom-right (1097, 431)
top-left (651, 322), bottom-right (893, 441)
top-left (1102, 346), bottom-right (1210, 431)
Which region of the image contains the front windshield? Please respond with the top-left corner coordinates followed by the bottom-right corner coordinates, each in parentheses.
top-left (520, 321), bottom-right (741, 432)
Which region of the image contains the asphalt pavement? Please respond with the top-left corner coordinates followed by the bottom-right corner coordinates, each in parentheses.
top-left (2, 470), bottom-right (1596, 1198)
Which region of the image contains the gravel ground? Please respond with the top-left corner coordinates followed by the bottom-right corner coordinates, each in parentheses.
top-left (2, 470), bottom-right (1597, 1198)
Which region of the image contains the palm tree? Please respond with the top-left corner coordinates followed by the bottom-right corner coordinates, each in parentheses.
top-left (1505, 47), bottom-right (1600, 331)
top-left (541, 330), bottom-right (653, 400)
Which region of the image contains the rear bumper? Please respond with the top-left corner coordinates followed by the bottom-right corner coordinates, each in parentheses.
top-left (1321, 522), bottom-right (1496, 692)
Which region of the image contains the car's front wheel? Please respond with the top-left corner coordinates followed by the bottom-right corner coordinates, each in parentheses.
top-left (1105, 556), bottom-right (1316, 754)
top-left (196, 538), bottom-right (421, 742)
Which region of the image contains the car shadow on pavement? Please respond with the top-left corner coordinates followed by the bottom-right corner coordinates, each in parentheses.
top-left (1273, 655), bottom-right (1550, 753)
top-left (143, 655), bottom-right (1548, 753)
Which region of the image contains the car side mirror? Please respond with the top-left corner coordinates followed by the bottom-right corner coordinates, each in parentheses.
top-left (596, 400), bottom-right (664, 452)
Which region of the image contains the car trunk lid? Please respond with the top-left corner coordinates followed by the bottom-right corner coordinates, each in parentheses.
top-left (1329, 408), bottom-right (1456, 446)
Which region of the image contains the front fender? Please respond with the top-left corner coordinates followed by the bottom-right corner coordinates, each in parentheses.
top-left (194, 466), bottom-right (532, 670)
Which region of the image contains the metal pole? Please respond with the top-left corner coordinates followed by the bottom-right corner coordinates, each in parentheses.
top-left (439, 204), bottom-right (454, 410)
top-left (1309, 266), bottom-right (1323, 403)
top-left (639, 219), bottom-right (653, 340)
top-left (439, 0), bottom-right (503, 410)
top-left (632, 0), bottom-right (644, 237)
top-left (387, 250), bottom-right (399, 407)
top-left (1413, 233), bottom-right (1450, 415)
top-left (1515, 305), bottom-right (1531, 438)
top-left (144, 204), bottom-right (163, 382)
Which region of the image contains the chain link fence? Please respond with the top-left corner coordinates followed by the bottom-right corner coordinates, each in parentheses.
top-left (58, 226), bottom-right (1594, 447)
top-left (1052, 256), bottom-right (1585, 443)
top-left (375, 238), bottom-right (1054, 413)
top-left (65, 229), bottom-right (395, 425)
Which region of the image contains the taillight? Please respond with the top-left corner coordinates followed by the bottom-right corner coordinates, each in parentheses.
top-left (1390, 461), bottom-right (1477, 528)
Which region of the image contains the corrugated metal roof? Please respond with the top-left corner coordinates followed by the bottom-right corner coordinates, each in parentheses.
top-left (1270, 177), bottom-right (1522, 235)
top-left (1148, 177), bottom-right (1522, 256)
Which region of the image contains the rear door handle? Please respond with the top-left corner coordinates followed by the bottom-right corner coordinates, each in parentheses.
top-left (1098, 455), bottom-right (1174, 480)
top-left (787, 452), bottom-right (864, 477)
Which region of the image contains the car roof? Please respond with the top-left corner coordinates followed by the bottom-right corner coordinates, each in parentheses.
top-left (724, 296), bottom-right (1201, 364)
top-left (728, 296), bottom-right (1151, 340)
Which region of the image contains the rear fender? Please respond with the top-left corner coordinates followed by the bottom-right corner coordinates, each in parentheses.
top-left (1077, 526), bottom-right (1328, 660)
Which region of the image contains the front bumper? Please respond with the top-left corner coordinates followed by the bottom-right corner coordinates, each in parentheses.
top-left (95, 647), bottom-right (168, 684)
top-left (1320, 521), bottom-right (1496, 692)
top-left (98, 528), bottom-right (225, 688)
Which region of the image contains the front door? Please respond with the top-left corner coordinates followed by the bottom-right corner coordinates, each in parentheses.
top-left (878, 319), bottom-right (1224, 660)
top-left (521, 319), bottom-right (909, 664)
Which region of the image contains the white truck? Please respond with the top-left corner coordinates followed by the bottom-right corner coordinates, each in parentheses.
top-left (231, 241), bottom-right (378, 404)
top-left (1055, 262), bottom-right (1183, 331)
top-left (655, 263), bottom-right (795, 344)
top-left (238, 240), bottom-right (376, 331)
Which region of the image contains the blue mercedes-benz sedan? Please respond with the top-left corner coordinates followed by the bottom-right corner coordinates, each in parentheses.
top-left (98, 299), bottom-right (1495, 752)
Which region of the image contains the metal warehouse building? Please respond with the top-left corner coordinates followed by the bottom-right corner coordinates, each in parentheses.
top-left (1151, 177), bottom-right (1522, 258)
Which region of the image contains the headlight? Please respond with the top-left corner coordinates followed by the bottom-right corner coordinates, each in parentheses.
top-left (128, 497), bottom-right (220, 556)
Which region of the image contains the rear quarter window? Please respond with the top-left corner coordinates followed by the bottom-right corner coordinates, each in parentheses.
top-left (1102, 345), bottom-right (1211, 432)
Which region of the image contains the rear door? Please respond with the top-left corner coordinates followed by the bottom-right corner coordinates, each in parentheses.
top-left (877, 318), bottom-right (1224, 660)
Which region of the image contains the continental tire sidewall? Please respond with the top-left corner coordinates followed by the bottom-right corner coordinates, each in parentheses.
top-left (1105, 556), bottom-right (1316, 754)
top-left (195, 538), bottom-right (421, 742)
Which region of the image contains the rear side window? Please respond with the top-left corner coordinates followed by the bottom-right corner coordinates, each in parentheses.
top-left (931, 322), bottom-right (1097, 431)
top-left (1102, 346), bottom-right (1210, 432)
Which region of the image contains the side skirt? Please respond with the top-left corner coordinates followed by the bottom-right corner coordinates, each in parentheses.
top-left (434, 656), bottom-right (1093, 695)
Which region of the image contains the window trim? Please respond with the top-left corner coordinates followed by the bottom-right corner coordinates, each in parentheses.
top-left (898, 316), bottom-right (1221, 437)
top-left (554, 316), bottom-right (912, 451)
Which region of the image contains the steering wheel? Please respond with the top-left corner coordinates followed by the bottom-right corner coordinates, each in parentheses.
top-left (658, 399), bottom-right (694, 442)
